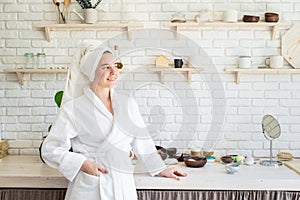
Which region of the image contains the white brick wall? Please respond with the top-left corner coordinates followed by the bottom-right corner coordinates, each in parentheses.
top-left (0, 0), bottom-right (299, 158)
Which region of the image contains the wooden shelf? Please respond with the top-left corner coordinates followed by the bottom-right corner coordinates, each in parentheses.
top-left (224, 68), bottom-right (300, 84)
top-left (32, 23), bottom-right (144, 42)
top-left (163, 21), bottom-right (291, 39)
top-left (4, 68), bottom-right (68, 85)
top-left (150, 67), bottom-right (201, 84)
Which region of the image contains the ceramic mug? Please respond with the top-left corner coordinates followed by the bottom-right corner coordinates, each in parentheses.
top-left (191, 148), bottom-right (201, 157)
top-left (174, 57), bottom-right (183, 68)
top-left (265, 56), bottom-right (283, 69)
top-left (223, 10), bottom-right (238, 22)
top-left (238, 56), bottom-right (252, 69)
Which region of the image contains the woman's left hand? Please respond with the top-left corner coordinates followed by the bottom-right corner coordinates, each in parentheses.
top-left (158, 167), bottom-right (187, 180)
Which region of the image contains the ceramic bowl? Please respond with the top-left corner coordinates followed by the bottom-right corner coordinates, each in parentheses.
top-left (203, 150), bottom-right (214, 157)
top-left (184, 156), bottom-right (207, 168)
top-left (265, 12), bottom-right (279, 22)
top-left (156, 146), bottom-right (167, 160)
top-left (221, 156), bottom-right (233, 164)
top-left (225, 163), bottom-right (240, 174)
top-left (243, 15), bottom-right (260, 23)
top-left (166, 147), bottom-right (177, 158)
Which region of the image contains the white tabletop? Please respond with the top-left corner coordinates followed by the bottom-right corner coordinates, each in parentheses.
top-left (0, 156), bottom-right (299, 190)
top-left (134, 160), bottom-right (300, 191)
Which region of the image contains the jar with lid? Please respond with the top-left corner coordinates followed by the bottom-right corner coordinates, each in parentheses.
top-left (36, 53), bottom-right (46, 69)
top-left (24, 53), bottom-right (34, 69)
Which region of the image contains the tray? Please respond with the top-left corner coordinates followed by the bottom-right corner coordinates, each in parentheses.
top-left (282, 25), bottom-right (300, 68)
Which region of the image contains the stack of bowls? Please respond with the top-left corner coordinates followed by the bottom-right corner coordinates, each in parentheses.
top-left (265, 12), bottom-right (279, 22)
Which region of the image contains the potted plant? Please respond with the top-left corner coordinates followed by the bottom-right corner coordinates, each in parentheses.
top-left (39, 91), bottom-right (65, 163)
top-left (75, 0), bottom-right (102, 9)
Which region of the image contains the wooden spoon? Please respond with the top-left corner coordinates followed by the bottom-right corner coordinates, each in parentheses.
top-left (53, 0), bottom-right (66, 23)
top-left (62, 0), bottom-right (71, 19)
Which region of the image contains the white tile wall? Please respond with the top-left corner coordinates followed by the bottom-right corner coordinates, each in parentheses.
top-left (0, 0), bottom-right (299, 158)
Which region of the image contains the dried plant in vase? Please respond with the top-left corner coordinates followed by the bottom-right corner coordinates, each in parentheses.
top-left (75, 0), bottom-right (102, 9)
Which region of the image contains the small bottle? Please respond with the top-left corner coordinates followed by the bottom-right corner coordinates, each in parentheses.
top-left (24, 53), bottom-right (34, 69)
top-left (114, 45), bottom-right (123, 69)
top-left (36, 53), bottom-right (46, 69)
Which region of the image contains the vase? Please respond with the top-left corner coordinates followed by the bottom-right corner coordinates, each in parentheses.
top-left (84, 8), bottom-right (98, 24)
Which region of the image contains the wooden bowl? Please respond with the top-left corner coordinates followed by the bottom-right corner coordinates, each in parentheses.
top-left (176, 153), bottom-right (190, 162)
top-left (184, 156), bottom-right (207, 168)
top-left (243, 15), bottom-right (260, 23)
top-left (265, 12), bottom-right (279, 22)
top-left (203, 151), bottom-right (214, 157)
top-left (221, 156), bottom-right (233, 164)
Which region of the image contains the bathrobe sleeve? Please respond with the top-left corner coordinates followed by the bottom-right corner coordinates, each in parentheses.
top-left (41, 102), bottom-right (87, 182)
top-left (128, 99), bottom-right (167, 176)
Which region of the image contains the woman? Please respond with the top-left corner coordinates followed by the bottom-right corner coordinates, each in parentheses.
top-left (42, 47), bottom-right (186, 200)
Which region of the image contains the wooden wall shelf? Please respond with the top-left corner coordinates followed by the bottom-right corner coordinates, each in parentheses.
top-left (163, 21), bottom-right (290, 39)
top-left (224, 68), bottom-right (300, 84)
top-left (150, 67), bottom-right (201, 84)
top-left (4, 68), bottom-right (68, 85)
top-left (32, 23), bottom-right (144, 42)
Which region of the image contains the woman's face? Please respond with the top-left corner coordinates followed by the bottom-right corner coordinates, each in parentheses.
top-left (93, 52), bottom-right (119, 89)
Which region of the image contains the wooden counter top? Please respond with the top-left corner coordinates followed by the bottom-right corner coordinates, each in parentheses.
top-left (0, 156), bottom-right (68, 188)
top-left (0, 156), bottom-right (299, 190)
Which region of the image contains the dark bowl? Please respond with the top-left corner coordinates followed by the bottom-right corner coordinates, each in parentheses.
top-left (184, 156), bottom-right (207, 168)
top-left (221, 156), bottom-right (234, 164)
top-left (265, 12), bottom-right (279, 22)
top-left (243, 15), bottom-right (260, 23)
top-left (156, 145), bottom-right (167, 160)
top-left (176, 153), bottom-right (190, 162)
top-left (166, 147), bottom-right (177, 158)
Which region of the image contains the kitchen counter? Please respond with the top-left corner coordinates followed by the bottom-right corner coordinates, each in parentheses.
top-left (0, 156), bottom-right (299, 190)
top-left (1, 156), bottom-right (300, 200)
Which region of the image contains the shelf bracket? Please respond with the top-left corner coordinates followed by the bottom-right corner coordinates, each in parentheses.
top-left (45, 26), bottom-right (51, 42)
top-left (236, 72), bottom-right (241, 84)
top-left (159, 71), bottom-right (165, 84)
top-left (127, 26), bottom-right (132, 41)
top-left (272, 25), bottom-right (278, 40)
top-left (16, 72), bottom-right (24, 85)
top-left (176, 26), bottom-right (180, 39)
top-left (187, 71), bottom-right (192, 84)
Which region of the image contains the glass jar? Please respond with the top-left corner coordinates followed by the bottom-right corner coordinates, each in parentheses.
top-left (36, 53), bottom-right (46, 69)
top-left (24, 53), bottom-right (34, 69)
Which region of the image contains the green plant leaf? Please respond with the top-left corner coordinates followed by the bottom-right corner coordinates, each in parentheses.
top-left (54, 91), bottom-right (64, 108)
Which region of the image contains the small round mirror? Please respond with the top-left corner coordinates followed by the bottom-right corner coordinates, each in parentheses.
top-left (262, 114), bottom-right (281, 140)
top-left (260, 114), bottom-right (282, 167)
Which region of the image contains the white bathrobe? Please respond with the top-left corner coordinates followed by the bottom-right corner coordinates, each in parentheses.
top-left (42, 87), bottom-right (166, 200)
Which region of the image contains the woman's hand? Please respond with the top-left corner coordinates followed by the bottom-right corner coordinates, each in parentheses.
top-left (158, 167), bottom-right (187, 180)
top-left (80, 160), bottom-right (108, 176)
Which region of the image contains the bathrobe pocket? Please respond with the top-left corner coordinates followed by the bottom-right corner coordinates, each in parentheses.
top-left (66, 171), bottom-right (100, 200)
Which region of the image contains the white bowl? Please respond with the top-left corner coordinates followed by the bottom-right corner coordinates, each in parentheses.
top-left (225, 163), bottom-right (239, 174)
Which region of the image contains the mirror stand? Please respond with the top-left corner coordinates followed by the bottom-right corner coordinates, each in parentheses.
top-left (260, 140), bottom-right (282, 167)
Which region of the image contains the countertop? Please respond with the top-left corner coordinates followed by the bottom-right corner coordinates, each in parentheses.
top-left (0, 156), bottom-right (299, 191)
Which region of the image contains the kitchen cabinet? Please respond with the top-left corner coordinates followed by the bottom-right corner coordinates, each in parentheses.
top-left (32, 23), bottom-right (144, 42)
top-left (4, 68), bottom-right (68, 85)
top-left (224, 68), bottom-right (300, 84)
top-left (163, 21), bottom-right (290, 40)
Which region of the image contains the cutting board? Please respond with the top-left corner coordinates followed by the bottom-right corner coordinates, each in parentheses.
top-left (282, 25), bottom-right (300, 68)
top-left (284, 159), bottom-right (300, 175)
